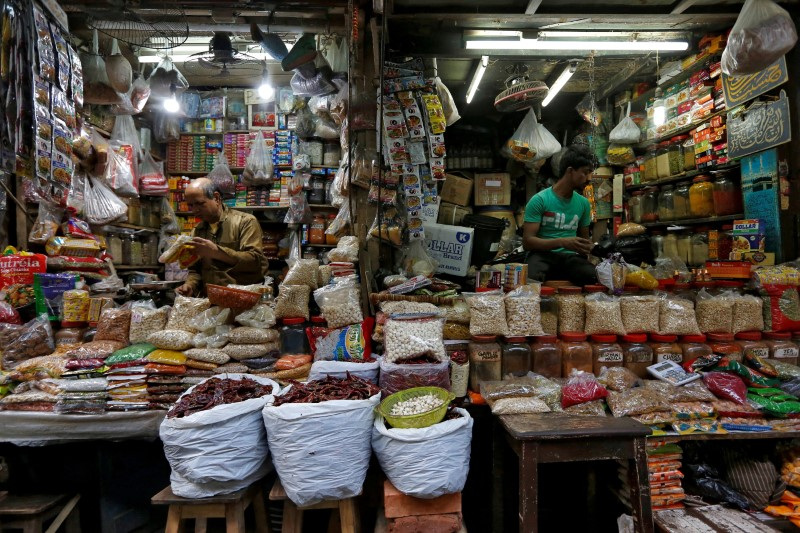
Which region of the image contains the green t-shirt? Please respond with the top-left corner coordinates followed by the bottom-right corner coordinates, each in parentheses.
top-left (524, 187), bottom-right (592, 253)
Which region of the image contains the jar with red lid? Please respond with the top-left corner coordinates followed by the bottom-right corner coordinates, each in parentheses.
top-left (584, 284), bottom-right (607, 294)
top-left (764, 332), bottom-right (799, 365)
top-left (622, 333), bottom-right (654, 378)
top-left (469, 335), bottom-right (502, 391)
top-left (310, 315), bottom-right (327, 327)
top-left (650, 334), bottom-right (683, 364)
top-left (556, 286), bottom-right (584, 334)
top-left (530, 335), bottom-right (562, 378)
top-left (281, 317), bottom-right (310, 354)
top-left (559, 332), bottom-right (593, 376)
top-left (734, 331), bottom-right (769, 363)
top-left (681, 334), bottom-right (712, 361)
top-left (539, 287), bottom-right (558, 335)
top-left (502, 336), bottom-right (532, 376)
top-left (591, 334), bottom-right (623, 375)
top-left (707, 332), bottom-right (743, 362)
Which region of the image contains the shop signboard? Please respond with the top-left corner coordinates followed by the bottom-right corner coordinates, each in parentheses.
top-left (728, 90), bottom-right (791, 160)
top-left (722, 56), bottom-right (787, 109)
top-left (740, 148), bottom-right (782, 262)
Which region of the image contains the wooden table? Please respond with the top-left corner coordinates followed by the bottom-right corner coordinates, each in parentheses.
top-left (498, 413), bottom-right (654, 533)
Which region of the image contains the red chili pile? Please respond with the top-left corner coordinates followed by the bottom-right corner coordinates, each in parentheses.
top-left (167, 377), bottom-right (273, 418)
top-left (273, 373), bottom-right (380, 406)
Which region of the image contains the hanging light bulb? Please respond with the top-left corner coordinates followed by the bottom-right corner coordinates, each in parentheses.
top-left (652, 87), bottom-right (666, 127)
top-left (163, 83), bottom-right (180, 113)
top-left (257, 66), bottom-right (274, 100)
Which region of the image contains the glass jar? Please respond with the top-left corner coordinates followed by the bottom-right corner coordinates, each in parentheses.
top-left (281, 317), bottom-right (310, 354)
top-left (502, 337), bottom-right (532, 376)
top-left (309, 214), bottom-right (326, 244)
top-left (712, 174), bottom-right (743, 216)
top-left (689, 175), bottom-right (715, 217)
top-left (707, 333), bottom-right (743, 363)
top-left (141, 234), bottom-right (154, 266)
top-left (650, 334), bottom-right (683, 364)
top-left (690, 230), bottom-right (709, 267)
top-left (643, 145), bottom-right (658, 182)
top-left (656, 141), bottom-right (672, 179)
top-left (591, 334), bottom-right (623, 375)
top-left (735, 331), bottom-right (770, 363)
top-left (530, 335), bottom-right (562, 379)
top-left (682, 137), bottom-right (696, 171)
top-left (108, 232), bottom-right (123, 265)
top-left (717, 224), bottom-right (734, 260)
top-left (308, 175), bottom-right (327, 204)
top-left (301, 137), bottom-right (324, 166)
top-left (539, 287), bottom-right (558, 335)
top-left (673, 182), bottom-right (691, 220)
top-left (560, 332), bottom-right (593, 376)
top-left (663, 232), bottom-right (679, 259)
top-left (668, 136), bottom-right (685, 176)
top-left (764, 332), bottom-right (799, 365)
top-left (681, 334), bottom-right (712, 361)
top-left (324, 176), bottom-right (334, 205)
top-left (676, 232), bottom-right (691, 266)
top-left (556, 286), bottom-right (584, 334)
top-left (325, 214), bottom-right (339, 245)
top-left (622, 333), bottom-right (654, 378)
top-left (658, 185), bottom-right (675, 221)
top-left (651, 231), bottom-right (665, 259)
top-left (469, 335), bottom-right (502, 391)
top-left (302, 247), bottom-right (318, 260)
top-left (121, 232), bottom-right (134, 265)
top-left (629, 191), bottom-right (644, 224)
top-left (323, 141), bottom-right (340, 167)
top-left (642, 187), bottom-right (659, 222)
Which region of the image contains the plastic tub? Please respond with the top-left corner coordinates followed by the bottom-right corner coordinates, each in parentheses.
top-left (462, 214), bottom-right (506, 267)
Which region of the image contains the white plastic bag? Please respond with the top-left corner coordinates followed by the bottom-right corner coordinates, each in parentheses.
top-left (722, 0), bottom-right (798, 75)
top-left (139, 152), bottom-right (168, 196)
top-left (435, 77), bottom-right (461, 127)
top-left (262, 392), bottom-right (379, 507)
top-left (159, 374), bottom-right (279, 497)
top-left (243, 132), bottom-right (274, 186)
top-left (208, 151), bottom-right (235, 197)
top-left (84, 176), bottom-right (127, 225)
top-left (308, 359), bottom-right (380, 384)
top-left (147, 56), bottom-right (189, 98)
top-left (609, 103), bottom-right (641, 144)
top-left (372, 408), bottom-right (473, 499)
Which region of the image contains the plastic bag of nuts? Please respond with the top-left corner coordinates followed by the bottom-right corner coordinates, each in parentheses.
top-left (732, 295), bottom-right (764, 334)
top-left (147, 329), bottom-right (195, 351)
top-left (274, 284), bottom-right (310, 320)
top-left (620, 295), bottom-right (659, 333)
top-left (464, 290), bottom-right (508, 337)
top-left (95, 308), bottom-right (131, 344)
top-left (584, 293), bottom-right (626, 336)
top-left (438, 299), bottom-right (470, 324)
top-left (228, 327), bottom-right (279, 344)
top-left (556, 287), bottom-right (584, 334)
top-left (283, 258), bottom-right (320, 289)
top-left (166, 296), bottom-right (211, 332)
top-left (504, 285), bottom-right (545, 337)
top-left (0, 316), bottom-right (55, 369)
top-left (129, 306), bottom-right (169, 344)
top-left (384, 313), bottom-right (446, 363)
top-left (695, 288), bottom-right (734, 333)
top-left (314, 278), bottom-right (363, 329)
top-left (658, 295), bottom-right (701, 335)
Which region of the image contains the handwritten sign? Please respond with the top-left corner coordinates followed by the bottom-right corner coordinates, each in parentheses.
top-left (741, 149), bottom-right (782, 262)
top-left (728, 90), bottom-right (791, 160)
top-left (722, 57), bottom-right (787, 109)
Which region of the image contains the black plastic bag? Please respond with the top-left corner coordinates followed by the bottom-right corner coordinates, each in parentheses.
top-left (683, 463), bottom-right (753, 511)
top-left (614, 235), bottom-right (653, 267)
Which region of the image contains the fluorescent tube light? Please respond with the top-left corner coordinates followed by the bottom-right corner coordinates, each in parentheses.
top-left (541, 63), bottom-right (577, 107)
top-left (466, 39), bottom-right (689, 52)
top-left (465, 55), bottom-right (489, 104)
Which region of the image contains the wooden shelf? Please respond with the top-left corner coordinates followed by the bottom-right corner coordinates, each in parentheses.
top-left (626, 160), bottom-right (741, 191)
top-left (166, 167), bottom-right (244, 175)
top-left (641, 213), bottom-right (742, 228)
top-left (302, 243), bottom-right (337, 248)
top-left (636, 108), bottom-right (728, 149)
top-left (626, 58), bottom-right (716, 110)
top-left (105, 223), bottom-right (160, 233)
top-left (114, 264), bottom-right (163, 270)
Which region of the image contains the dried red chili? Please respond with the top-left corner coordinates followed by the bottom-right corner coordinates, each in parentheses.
top-left (272, 373), bottom-right (380, 406)
top-left (167, 377), bottom-right (274, 418)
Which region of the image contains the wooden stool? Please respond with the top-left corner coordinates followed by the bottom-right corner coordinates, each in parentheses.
top-left (151, 483), bottom-right (270, 533)
top-left (0, 494), bottom-right (80, 533)
top-left (269, 478), bottom-right (360, 533)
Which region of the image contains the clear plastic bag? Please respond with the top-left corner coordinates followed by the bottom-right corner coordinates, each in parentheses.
top-left (111, 115), bottom-right (141, 159)
top-left (274, 284), bottom-right (311, 320)
top-left (228, 327), bottom-right (279, 345)
top-left (328, 235), bottom-right (359, 263)
top-left (435, 76), bottom-right (461, 127)
top-left (721, 0), bottom-right (798, 75)
top-left (82, 30), bottom-right (122, 105)
top-left (584, 293), bottom-right (626, 336)
top-left (147, 330), bottom-right (194, 351)
top-left (504, 110), bottom-right (561, 163)
top-left (606, 387), bottom-right (670, 417)
top-left (129, 306), bottom-right (169, 344)
top-left (0, 315), bottom-right (55, 369)
top-left (399, 240), bottom-right (438, 278)
top-left (383, 314), bottom-right (446, 363)
top-left (504, 285), bottom-right (544, 337)
top-left (325, 202), bottom-right (351, 238)
top-left (598, 366), bottom-right (642, 392)
top-left (596, 253), bottom-right (629, 294)
top-left (609, 103), bottom-right (641, 144)
top-left (243, 132), bottom-right (274, 186)
top-left (284, 180), bottom-right (311, 224)
top-left (290, 69), bottom-right (336, 97)
top-left (464, 290), bottom-right (508, 337)
top-left (153, 112), bottom-right (180, 143)
top-left (29, 201), bottom-right (64, 244)
top-left (620, 295), bottom-right (660, 333)
top-left (83, 176), bottom-right (127, 225)
top-left (658, 295), bottom-right (701, 336)
top-left (160, 197), bottom-right (180, 234)
top-left (139, 152), bottom-right (168, 196)
top-left (105, 146), bottom-right (138, 197)
top-left (695, 288), bottom-right (734, 334)
top-left (732, 295), bottom-right (764, 334)
top-left (314, 279), bottom-right (363, 329)
top-left (147, 57), bottom-right (189, 98)
top-left (606, 143), bottom-right (636, 166)
top-left (188, 306), bottom-right (231, 332)
top-left (235, 304), bottom-right (276, 329)
top-left (207, 151), bottom-right (235, 197)
top-left (283, 258), bottom-right (319, 289)
top-left (105, 39), bottom-right (132, 93)
top-left (166, 296), bottom-right (211, 332)
top-left (576, 94), bottom-right (602, 126)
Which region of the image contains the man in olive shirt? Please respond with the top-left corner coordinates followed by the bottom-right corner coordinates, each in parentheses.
top-left (176, 178), bottom-right (268, 296)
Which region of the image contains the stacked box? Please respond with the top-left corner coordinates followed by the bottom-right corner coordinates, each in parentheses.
top-left (693, 115), bottom-right (727, 169)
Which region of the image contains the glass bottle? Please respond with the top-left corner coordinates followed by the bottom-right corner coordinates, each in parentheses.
top-left (650, 334), bottom-right (683, 364)
top-left (469, 335), bottom-right (502, 391)
top-left (502, 337), bottom-right (532, 376)
top-left (681, 334), bottom-right (712, 361)
top-left (682, 136), bottom-right (696, 171)
top-left (621, 333), bottom-right (654, 378)
top-left (641, 187), bottom-right (659, 222)
top-left (308, 175), bottom-right (326, 204)
top-left (643, 145), bottom-right (658, 182)
top-left (689, 175), bottom-right (715, 217)
top-left (673, 182), bottom-right (691, 220)
top-left (530, 335), bottom-right (562, 379)
top-left (559, 332), bottom-right (593, 376)
top-left (712, 174), bottom-right (743, 216)
top-left (717, 224), bottom-right (734, 261)
top-left (669, 135), bottom-right (686, 176)
top-left (658, 184), bottom-right (675, 221)
top-left (130, 236), bottom-right (143, 266)
top-left (591, 334), bottom-right (623, 375)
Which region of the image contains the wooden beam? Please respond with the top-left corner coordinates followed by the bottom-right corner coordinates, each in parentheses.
top-left (671, 0), bottom-right (699, 14)
top-left (525, 0), bottom-right (543, 15)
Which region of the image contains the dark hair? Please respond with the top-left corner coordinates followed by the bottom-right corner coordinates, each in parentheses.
top-left (558, 144), bottom-right (596, 178)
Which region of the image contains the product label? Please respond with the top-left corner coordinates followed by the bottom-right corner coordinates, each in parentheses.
top-left (628, 352), bottom-right (654, 364)
top-left (657, 352), bottom-right (683, 363)
top-left (744, 348), bottom-right (769, 359)
top-left (474, 349), bottom-right (500, 362)
top-left (597, 351), bottom-right (623, 363)
top-left (774, 347), bottom-right (799, 359)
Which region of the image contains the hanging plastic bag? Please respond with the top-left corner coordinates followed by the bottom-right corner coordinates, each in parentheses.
top-left (148, 57), bottom-right (189, 98)
top-left (82, 30), bottom-right (122, 105)
top-left (290, 70), bottom-right (336, 98)
top-left (153, 112), bottom-right (180, 143)
top-left (576, 93), bottom-right (602, 126)
top-left (111, 74), bottom-right (151, 116)
top-left (160, 198), bottom-right (180, 234)
top-left (139, 152), bottom-right (168, 196)
top-left (66, 171), bottom-right (87, 215)
top-left (29, 202), bottom-right (64, 244)
top-left (243, 132), bottom-right (274, 186)
top-left (110, 113), bottom-right (141, 160)
top-left (105, 39), bottom-right (132, 94)
top-left (207, 151), bottom-right (235, 197)
top-left (721, 0), bottom-right (798, 76)
top-left (596, 253), bottom-right (629, 295)
top-left (504, 110), bottom-right (561, 163)
top-left (435, 77), bottom-right (461, 127)
top-left (326, 202), bottom-right (351, 238)
top-left (105, 145), bottom-right (138, 197)
top-left (609, 103), bottom-right (641, 144)
top-left (84, 176), bottom-right (127, 225)
top-left (284, 177), bottom-right (311, 224)
top-left (399, 240), bottom-right (438, 278)
top-left (607, 143), bottom-right (636, 165)
top-left (250, 23), bottom-right (289, 62)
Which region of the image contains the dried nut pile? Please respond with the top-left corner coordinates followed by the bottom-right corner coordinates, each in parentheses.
top-left (556, 294), bottom-right (585, 333)
top-left (584, 299), bottom-right (626, 335)
top-left (166, 296), bottom-right (211, 332)
top-left (316, 284), bottom-right (363, 329)
top-left (274, 285), bottom-right (310, 320)
top-left (696, 298), bottom-right (733, 333)
top-left (733, 296), bottom-right (764, 334)
top-left (505, 295), bottom-right (544, 336)
top-left (223, 342), bottom-right (280, 361)
top-left (389, 393), bottom-right (444, 416)
top-left (659, 298), bottom-right (701, 335)
top-left (384, 317), bottom-right (446, 363)
top-left (129, 307), bottom-right (169, 344)
top-left (466, 294), bottom-right (508, 336)
top-left (540, 311), bottom-right (558, 335)
top-left (620, 296), bottom-right (660, 333)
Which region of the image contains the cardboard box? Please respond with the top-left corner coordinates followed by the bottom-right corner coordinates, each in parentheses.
top-left (424, 222), bottom-right (474, 277)
top-left (439, 172), bottom-right (473, 207)
top-left (437, 202), bottom-right (473, 226)
top-left (472, 172), bottom-right (511, 206)
top-left (705, 260), bottom-right (753, 279)
top-left (735, 251), bottom-right (776, 266)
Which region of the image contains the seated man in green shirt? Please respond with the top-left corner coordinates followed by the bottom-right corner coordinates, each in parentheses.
top-left (522, 144), bottom-right (598, 286)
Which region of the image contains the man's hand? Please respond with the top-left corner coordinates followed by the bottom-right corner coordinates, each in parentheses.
top-left (560, 237), bottom-right (594, 255)
top-left (175, 283), bottom-right (194, 296)
top-left (189, 237), bottom-right (221, 260)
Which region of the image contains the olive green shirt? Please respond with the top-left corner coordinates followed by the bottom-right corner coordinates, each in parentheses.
top-left (184, 207), bottom-right (268, 295)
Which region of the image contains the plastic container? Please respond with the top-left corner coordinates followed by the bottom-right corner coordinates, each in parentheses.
top-left (469, 335), bottom-right (502, 391)
top-left (673, 182), bottom-right (691, 220)
top-left (539, 287), bottom-right (558, 336)
top-left (689, 230), bottom-right (709, 267)
top-left (735, 331), bottom-right (769, 363)
top-left (281, 317), bottom-right (310, 355)
top-left (643, 146), bottom-right (658, 182)
top-left (323, 141), bottom-right (340, 167)
top-left (764, 332), bottom-right (799, 365)
top-left (628, 191), bottom-right (644, 224)
top-left (658, 185), bottom-right (675, 221)
top-left (530, 335), bottom-right (562, 379)
top-left (680, 334), bottom-right (712, 361)
top-left (650, 333), bottom-right (683, 364)
top-left (462, 215), bottom-right (506, 268)
top-left (309, 214), bottom-right (326, 244)
top-left (689, 175), bottom-right (714, 217)
top-left (682, 137), bottom-right (696, 171)
top-left (663, 232), bottom-right (679, 259)
top-left (642, 187), bottom-right (659, 222)
top-left (502, 336), bottom-right (532, 376)
top-left (591, 334), bottom-right (623, 375)
top-left (559, 332), bottom-right (593, 376)
top-left (622, 333), bottom-right (654, 378)
top-left (707, 333), bottom-right (743, 363)
top-left (670, 135), bottom-right (688, 176)
top-left (656, 141), bottom-right (672, 179)
top-left (712, 174), bottom-right (743, 216)
top-left (108, 232), bottom-right (123, 265)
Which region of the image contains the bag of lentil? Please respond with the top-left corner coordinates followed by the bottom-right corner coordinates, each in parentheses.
top-left (732, 295), bottom-right (764, 334)
top-left (148, 329), bottom-right (195, 351)
top-left (658, 294), bottom-right (701, 336)
top-left (166, 296), bottom-right (211, 333)
top-left (504, 285), bottom-right (544, 337)
top-left (620, 295), bottom-right (659, 333)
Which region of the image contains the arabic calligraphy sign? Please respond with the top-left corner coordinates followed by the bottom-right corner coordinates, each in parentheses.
top-left (722, 57), bottom-right (787, 108)
top-left (728, 90), bottom-right (791, 160)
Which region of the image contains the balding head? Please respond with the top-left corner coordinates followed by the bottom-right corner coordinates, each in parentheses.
top-left (185, 177), bottom-right (223, 223)
top-left (186, 177), bottom-right (219, 199)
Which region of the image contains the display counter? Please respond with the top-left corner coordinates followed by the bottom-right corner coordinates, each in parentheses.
top-left (0, 411), bottom-right (166, 446)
